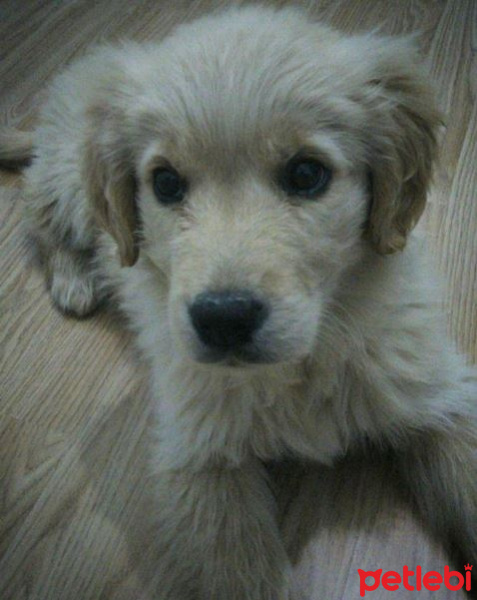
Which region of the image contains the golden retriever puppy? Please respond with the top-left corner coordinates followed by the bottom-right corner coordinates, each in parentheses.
top-left (1, 5), bottom-right (476, 599)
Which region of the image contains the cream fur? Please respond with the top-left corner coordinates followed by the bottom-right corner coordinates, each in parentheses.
top-left (1, 5), bottom-right (476, 599)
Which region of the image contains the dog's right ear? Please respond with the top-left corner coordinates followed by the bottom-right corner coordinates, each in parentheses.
top-left (354, 37), bottom-right (442, 255)
top-left (83, 104), bottom-right (139, 267)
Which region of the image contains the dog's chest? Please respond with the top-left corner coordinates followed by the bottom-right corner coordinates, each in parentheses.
top-left (157, 368), bottom-right (348, 469)
top-left (248, 394), bottom-right (346, 464)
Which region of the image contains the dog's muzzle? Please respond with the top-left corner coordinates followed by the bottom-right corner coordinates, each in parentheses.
top-left (188, 289), bottom-right (269, 361)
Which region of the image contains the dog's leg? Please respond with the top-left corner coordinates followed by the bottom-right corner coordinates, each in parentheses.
top-left (149, 460), bottom-right (290, 600)
top-left (396, 402), bottom-right (477, 579)
top-left (31, 225), bottom-right (103, 318)
top-left (23, 180), bottom-right (104, 318)
top-left (45, 245), bottom-right (101, 318)
top-left (0, 127), bottom-right (104, 317)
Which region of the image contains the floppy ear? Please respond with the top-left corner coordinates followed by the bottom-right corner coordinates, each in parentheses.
top-left (360, 38), bottom-right (442, 254)
top-left (83, 104), bottom-right (139, 267)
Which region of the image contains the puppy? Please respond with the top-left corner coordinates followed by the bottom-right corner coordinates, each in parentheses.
top-left (1, 5), bottom-right (476, 599)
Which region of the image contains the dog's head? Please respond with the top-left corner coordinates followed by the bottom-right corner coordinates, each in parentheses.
top-left (84, 6), bottom-right (440, 367)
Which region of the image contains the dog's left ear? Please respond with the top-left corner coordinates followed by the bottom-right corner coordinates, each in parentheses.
top-left (358, 37), bottom-right (442, 254)
top-left (83, 103), bottom-right (139, 267)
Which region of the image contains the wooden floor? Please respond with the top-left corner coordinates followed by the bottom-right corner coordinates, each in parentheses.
top-left (0, 1), bottom-right (475, 599)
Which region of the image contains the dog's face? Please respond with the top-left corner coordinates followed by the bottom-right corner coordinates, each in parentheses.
top-left (85, 7), bottom-right (440, 367)
top-left (140, 127), bottom-right (367, 365)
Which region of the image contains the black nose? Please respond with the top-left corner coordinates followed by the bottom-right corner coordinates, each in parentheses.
top-left (189, 290), bottom-right (268, 351)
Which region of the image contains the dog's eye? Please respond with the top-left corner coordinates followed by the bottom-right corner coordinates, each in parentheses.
top-left (280, 158), bottom-right (332, 198)
top-left (152, 167), bottom-right (187, 205)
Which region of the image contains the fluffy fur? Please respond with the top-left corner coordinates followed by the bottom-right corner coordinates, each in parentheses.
top-left (1, 5), bottom-right (476, 599)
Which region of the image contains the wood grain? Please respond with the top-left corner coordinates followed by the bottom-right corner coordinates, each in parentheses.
top-left (0, 1), bottom-right (475, 599)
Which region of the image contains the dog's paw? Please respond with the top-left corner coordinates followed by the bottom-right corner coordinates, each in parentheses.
top-left (50, 269), bottom-right (100, 318)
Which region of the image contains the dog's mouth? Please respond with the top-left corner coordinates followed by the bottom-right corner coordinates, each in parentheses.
top-left (192, 343), bottom-right (275, 367)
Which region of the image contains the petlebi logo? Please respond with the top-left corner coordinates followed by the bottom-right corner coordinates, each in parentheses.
top-left (357, 564), bottom-right (472, 597)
